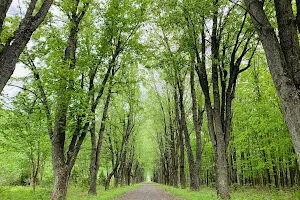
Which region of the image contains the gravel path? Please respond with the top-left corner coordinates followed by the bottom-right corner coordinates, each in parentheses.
top-left (115, 183), bottom-right (185, 200)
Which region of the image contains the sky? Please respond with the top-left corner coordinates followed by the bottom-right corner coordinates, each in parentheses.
top-left (8, 0), bottom-right (22, 16)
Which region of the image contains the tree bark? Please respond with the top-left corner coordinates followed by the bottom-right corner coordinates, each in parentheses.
top-left (89, 114), bottom-right (97, 193)
top-left (0, 0), bottom-right (13, 34)
top-left (174, 88), bottom-right (186, 189)
top-left (215, 139), bottom-right (229, 197)
top-left (190, 62), bottom-right (204, 186)
top-left (51, 146), bottom-right (68, 200)
top-left (0, 0), bottom-right (53, 92)
top-left (177, 79), bottom-right (199, 191)
top-left (105, 164), bottom-right (119, 190)
top-left (167, 96), bottom-right (178, 187)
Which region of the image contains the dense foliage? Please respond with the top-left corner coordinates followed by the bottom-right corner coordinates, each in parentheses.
top-left (1, 0), bottom-right (300, 199)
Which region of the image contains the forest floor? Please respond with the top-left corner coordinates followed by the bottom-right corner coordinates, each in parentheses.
top-left (115, 182), bottom-right (184, 200)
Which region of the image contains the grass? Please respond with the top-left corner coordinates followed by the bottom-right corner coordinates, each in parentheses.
top-left (155, 183), bottom-right (300, 200)
top-left (0, 183), bottom-right (142, 200)
top-left (67, 183), bottom-right (142, 200)
top-left (0, 186), bottom-right (51, 200)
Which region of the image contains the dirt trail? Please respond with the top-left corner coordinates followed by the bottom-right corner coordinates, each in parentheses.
top-left (115, 183), bottom-right (185, 200)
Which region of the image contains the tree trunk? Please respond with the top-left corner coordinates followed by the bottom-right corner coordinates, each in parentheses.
top-left (193, 1), bottom-right (251, 197)
top-left (88, 85), bottom-right (112, 194)
top-left (174, 88), bottom-right (186, 189)
top-left (114, 169), bottom-right (120, 188)
top-left (51, 141), bottom-right (68, 200)
top-left (0, 0), bottom-right (53, 92)
top-left (88, 161), bottom-right (98, 194)
top-left (105, 170), bottom-right (114, 190)
top-left (190, 62), bottom-right (204, 186)
top-left (105, 159), bottom-right (120, 190)
top-left (88, 117), bottom-right (97, 194)
top-left (30, 147), bottom-right (40, 193)
top-left (177, 80), bottom-right (199, 191)
top-left (215, 141), bottom-right (229, 198)
top-left (0, 0), bottom-right (13, 34)
top-left (127, 168), bottom-right (131, 186)
top-left (52, 167), bottom-right (68, 200)
top-left (169, 120), bottom-right (178, 187)
top-left (50, 4), bottom-right (89, 199)
top-left (244, 0), bottom-right (300, 168)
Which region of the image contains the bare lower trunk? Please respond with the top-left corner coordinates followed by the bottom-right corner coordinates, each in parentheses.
top-left (51, 149), bottom-right (68, 200)
top-left (105, 163), bottom-right (119, 190)
top-left (190, 63), bottom-right (204, 188)
top-left (88, 136), bottom-right (97, 193)
top-left (114, 171), bottom-right (119, 188)
top-left (105, 171), bottom-right (114, 190)
top-left (189, 165), bottom-right (199, 191)
top-left (52, 167), bottom-right (68, 200)
top-left (179, 129), bottom-right (186, 188)
top-left (174, 87), bottom-right (186, 189)
top-left (89, 166), bottom-right (97, 194)
top-left (215, 141), bottom-right (230, 199)
top-left (177, 79), bottom-right (199, 191)
top-left (127, 168), bottom-right (131, 185)
top-left (184, 137), bottom-right (199, 191)
top-left (88, 118), bottom-right (97, 195)
top-left (170, 130), bottom-right (178, 187)
top-left (284, 101), bottom-right (300, 166)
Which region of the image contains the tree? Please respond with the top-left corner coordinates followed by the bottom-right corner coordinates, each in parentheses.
top-left (147, 13), bottom-right (203, 189)
top-left (2, 0), bottom-right (300, 199)
top-left (183, 1), bottom-right (256, 197)
top-left (88, 76), bottom-right (113, 194)
top-left (103, 69), bottom-right (143, 190)
top-left (87, 0), bottom-right (147, 193)
top-left (23, 0), bottom-right (91, 198)
top-left (149, 0), bottom-right (256, 197)
top-left (0, 92), bottom-right (50, 190)
top-left (0, 0), bottom-right (53, 92)
top-left (243, 0), bottom-right (300, 168)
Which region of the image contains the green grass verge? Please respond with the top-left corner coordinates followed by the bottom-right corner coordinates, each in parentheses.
top-left (0, 186), bottom-right (51, 200)
top-left (0, 183), bottom-right (142, 200)
top-left (67, 183), bottom-right (142, 200)
top-left (154, 183), bottom-right (300, 200)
